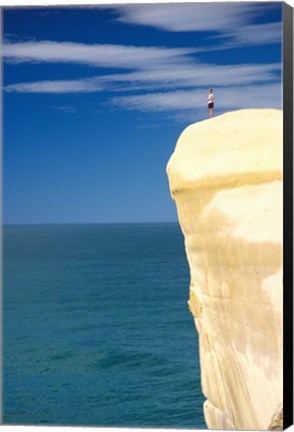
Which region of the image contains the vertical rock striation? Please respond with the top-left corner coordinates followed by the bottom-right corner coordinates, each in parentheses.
top-left (166, 109), bottom-right (283, 430)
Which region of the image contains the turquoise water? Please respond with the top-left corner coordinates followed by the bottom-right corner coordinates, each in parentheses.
top-left (3, 223), bottom-right (206, 428)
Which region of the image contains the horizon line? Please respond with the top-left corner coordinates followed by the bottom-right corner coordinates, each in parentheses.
top-left (2, 221), bottom-right (179, 226)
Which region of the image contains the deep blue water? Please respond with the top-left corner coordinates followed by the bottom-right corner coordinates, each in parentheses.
top-left (3, 223), bottom-right (205, 428)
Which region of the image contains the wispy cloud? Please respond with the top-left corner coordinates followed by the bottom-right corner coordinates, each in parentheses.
top-left (100, 62), bottom-right (281, 90)
top-left (219, 22), bottom-right (282, 47)
top-left (5, 78), bottom-right (104, 93)
top-left (114, 3), bottom-right (281, 48)
top-left (110, 83), bottom-right (282, 113)
top-left (114, 3), bottom-right (255, 32)
top-left (53, 105), bottom-right (77, 113)
top-left (5, 60), bottom-right (281, 95)
top-left (3, 40), bottom-right (196, 69)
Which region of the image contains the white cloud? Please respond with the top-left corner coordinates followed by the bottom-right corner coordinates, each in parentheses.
top-left (101, 62), bottom-right (281, 89)
top-left (110, 83), bottom-right (282, 113)
top-left (5, 78), bottom-right (104, 93)
top-left (53, 105), bottom-right (77, 113)
top-left (5, 61), bottom-right (281, 94)
top-left (3, 40), bottom-right (196, 69)
top-left (222, 22), bottom-right (282, 46)
top-left (115, 3), bottom-right (255, 32)
top-left (114, 3), bottom-right (282, 49)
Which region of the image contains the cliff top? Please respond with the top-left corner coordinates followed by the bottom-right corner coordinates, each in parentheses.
top-left (167, 109), bottom-right (282, 196)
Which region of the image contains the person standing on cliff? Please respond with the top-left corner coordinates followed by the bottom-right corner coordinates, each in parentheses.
top-left (207, 88), bottom-right (215, 118)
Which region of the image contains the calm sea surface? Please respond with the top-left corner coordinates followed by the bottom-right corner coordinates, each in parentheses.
top-left (3, 223), bottom-right (205, 428)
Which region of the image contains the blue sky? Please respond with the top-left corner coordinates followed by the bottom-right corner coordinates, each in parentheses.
top-left (3, 2), bottom-right (282, 224)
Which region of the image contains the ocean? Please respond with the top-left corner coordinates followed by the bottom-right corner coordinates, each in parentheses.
top-left (3, 223), bottom-right (206, 428)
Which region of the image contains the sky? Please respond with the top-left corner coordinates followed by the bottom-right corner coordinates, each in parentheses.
top-left (2, 2), bottom-right (283, 224)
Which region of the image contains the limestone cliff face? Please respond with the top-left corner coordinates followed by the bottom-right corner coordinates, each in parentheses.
top-left (166, 109), bottom-right (283, 430)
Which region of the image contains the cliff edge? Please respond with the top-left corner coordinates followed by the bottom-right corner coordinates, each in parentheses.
top-left (166, 109), bottom-right (283, 430)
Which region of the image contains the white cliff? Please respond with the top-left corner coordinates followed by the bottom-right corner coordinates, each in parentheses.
top-left (166, 109), bottom-right (283, 430)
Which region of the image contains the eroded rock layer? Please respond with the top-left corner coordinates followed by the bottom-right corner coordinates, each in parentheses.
top-left (166, 109), bottom-right (283, 430)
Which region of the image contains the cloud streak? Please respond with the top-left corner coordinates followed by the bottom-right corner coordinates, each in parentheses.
top-left (110, 83), bottom-right (282, 113)
top-left (4, 61), bottom-right (281, 94)
top-left (5, 78), bottom-right (104, 93)
top-left (224, 22), bottom-right (282, 46)
top-left (3, 40), bottom-right (196, 69)
top-left (100, 62), bottom-right (281, 90)
top-left (113, 3), bottom-right (282, 49)
top-left (3, 36), bottom-right (281, 94)
top-left (115, 3), bottom-right (255, 32)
